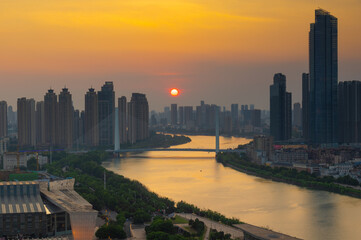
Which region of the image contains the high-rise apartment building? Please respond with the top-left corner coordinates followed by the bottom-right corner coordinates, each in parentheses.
top-left (128, 93), bottom-right (149, 144)
top-left (36, 101), bottom-right (45, 146)
top-left (171, 104), bottom-right (178, 126)
top-left (17, 98), bottom-right (36, 147)
top-left (44, 89), bottom-right (58, 147)
top-left (58, 88), bottom-right (73, 149)
top-left (98, 82), bottom-right (115, 146)
top-left (231, 104), bottom-right (239, 130)
top-left (338, 81), bottom-right (361, 143)
top-left (179, 106), bottom-right (184, 126)
top-left (270, 73), bottom-right (292, 141)
top-left (302, 73), bottom-right (310, 140)
top-left (309, 9), bottom-right (338, 144)
top-left (85, 88), bottom-right (99, 147)
top-left (184, 106), bottom-right (194, 128)
top-left (118, 96), bottom-right (127, 144)
top-left (0, 101), bottom-right (7, 138)
top-left (293, 103), bottom-right (302, 127)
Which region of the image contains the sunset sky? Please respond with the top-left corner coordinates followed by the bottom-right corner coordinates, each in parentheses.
top-left (0, 0), bottom-right (360, 111)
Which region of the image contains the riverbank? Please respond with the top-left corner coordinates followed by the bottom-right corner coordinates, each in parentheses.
top-left (46, 151), bottom-right (241, 238)
top-left (217, 152), bottom-right (361, 199)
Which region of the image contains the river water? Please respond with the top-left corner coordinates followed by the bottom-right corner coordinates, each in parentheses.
top-left (103, 135), bottom-right (361, 240)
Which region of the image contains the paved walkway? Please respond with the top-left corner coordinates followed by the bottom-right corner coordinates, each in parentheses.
top-left (177, 213), bottom-right (244, 240)
top-left (128, 224), bottom-right (146, 240)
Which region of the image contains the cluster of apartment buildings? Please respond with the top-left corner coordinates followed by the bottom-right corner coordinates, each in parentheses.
top-left (270, 9), bottom-right (361, 147)
top-left (151, 101), bottom-right (264, 135)
top-left (248, 135), bottom-right (361, 183)
top-left (0, 81), bottom-right (149, 150)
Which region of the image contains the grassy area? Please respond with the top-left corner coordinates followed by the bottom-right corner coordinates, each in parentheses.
top-left (172, 215), bottom-right (189, 224)
top-left (183, 226), bottom-right (198, 235)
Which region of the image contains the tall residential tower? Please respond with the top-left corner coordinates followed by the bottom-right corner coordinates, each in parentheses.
top-left (309, 9), bottom-right (338, 145)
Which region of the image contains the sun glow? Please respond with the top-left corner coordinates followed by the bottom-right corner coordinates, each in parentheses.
top-left (170, 88), bottom-right (179, 96)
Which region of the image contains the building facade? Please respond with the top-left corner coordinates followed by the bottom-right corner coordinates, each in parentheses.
top-left (171, 104), bottom-right (178, 126)
top-left (58, 88), bottom-right (74, 149)
top-left (0, 101), bottom-right (7, 138)
top-left (17, 98), bottom-right (36, 147)
top-left (44, 89), bottom-right (58, 147)
top-left (309, 9), bottom-right (338, 145)
top-left (270, 73), bottom-right (292, 141)
top-left (338, 81), bottom-right (361, 143)
top-left (98, 82), bottom-right (115, 146)
top-left (128, 93), bottom-right (149, 144)
top-left (85, 88), bottom-right (99, 147)
top-left (118, 96), bottom-right (127, 144)
top-left (302, 73), bottom-right (310, 140)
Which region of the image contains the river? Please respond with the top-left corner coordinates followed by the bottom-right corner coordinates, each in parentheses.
top-left (102, 135), bottom-right (361, 240)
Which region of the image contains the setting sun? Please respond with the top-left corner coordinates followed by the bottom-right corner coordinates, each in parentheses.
top-left (170, 88), bottom-right (179, 96)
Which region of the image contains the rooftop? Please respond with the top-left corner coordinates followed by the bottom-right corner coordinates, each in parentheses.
top-left (234, 223), bottom-right (302, 240)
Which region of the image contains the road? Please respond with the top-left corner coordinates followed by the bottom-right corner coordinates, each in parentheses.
top-left (177, 213), bottom-right (244, 240)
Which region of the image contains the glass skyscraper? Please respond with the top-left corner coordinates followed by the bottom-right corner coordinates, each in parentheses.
top-left (309, 9), bottom-right (338, 145)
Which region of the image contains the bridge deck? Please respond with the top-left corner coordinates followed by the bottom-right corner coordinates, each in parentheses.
top-left (112, 148), bottom-right (245, 153)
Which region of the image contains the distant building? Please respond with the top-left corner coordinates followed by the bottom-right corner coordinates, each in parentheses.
top-left (118, 96), bottom-right (127, 144)
top-left (338, 81), bottom-right (361, 143)
top-left (171, 104), bottom-right (178, 126)
top-left (17, 98), bottom-right (36, 147)
top-left (7, 105), bottom-right (16, 130)
top-left (270, 73), bottom-right (292, 141)
top-left (179, 106), bottom-right (184, 126)
top-left (309, 9), bottom-right (338, 145)
top-left (2, 153), bottom-right (48, 170)
top-left (293, 103), bottom-right (302, 128)
top-left (302, 73), bottom-right (310, 140)
top-left (128, 93), bottom-right (149, 144)
top-left (44, 89), bottom-right (58, 147)
top-left (85, 88), bottom-right (99, 147)
top-left (98, 82), bottom-right (115, 146)
top-left (58, 88), bottom-right (73, 149)
top-left (0, 101), bottom-right (7, 138)
top-left (184, 106), bottom-right (194, 128)
top-left (231, 104), bottom-right (239, 131)
top-left (36, 101), bottom-right (45, 146)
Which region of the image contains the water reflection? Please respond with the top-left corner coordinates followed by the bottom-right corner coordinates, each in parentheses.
top-left (103, 135), bottom-right (361, 240)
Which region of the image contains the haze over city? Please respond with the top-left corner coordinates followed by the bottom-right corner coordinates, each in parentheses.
top-left (1, 0), bottom-right (361, 111)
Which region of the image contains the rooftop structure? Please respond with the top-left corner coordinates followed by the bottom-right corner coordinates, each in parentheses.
top-left (0, 179), bottom-right (97, 240)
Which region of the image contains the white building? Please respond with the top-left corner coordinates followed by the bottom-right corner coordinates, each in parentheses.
top-left (3, 153), bottom-right (48, 170)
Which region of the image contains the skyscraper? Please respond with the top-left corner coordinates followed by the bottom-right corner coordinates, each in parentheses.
top-left (302, 73), bottom-right (310, 140)
top-left (0, 101), bottom-right (7, 138)
top-left (118, 96), bottom-right (127, 144)
top-left (85, 88), bottom-right (99, 147)
top-left (338, 81), bottom-right (361, 143)
top-left (44, 89), bottom-right (58, 147)
top-left (171, 104), bottom-right (178, 126)
top-left (293, 103), bottom-right (302, 128)
top-left (128, 93), bottom-right (149, 144)
top-left (98, 82), bottom-right (115, 146)
top-left (270, 73), bottom-right (292, 141)
top-left (17, 98), bottom-right (36, 147)
top-left (58, 88), bottom-right (73, 149)
top-left (36, 101), bottom-right (45, 146)
top-left (179, 106), bottom-right (184, 126)
top-left (309, 9), bottom-right (338, 145)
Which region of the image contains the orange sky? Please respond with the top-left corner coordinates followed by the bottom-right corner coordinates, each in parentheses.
top-left (0, 0), bottom-right (360, 110)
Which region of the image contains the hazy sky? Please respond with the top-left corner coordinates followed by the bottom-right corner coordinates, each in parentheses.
top-left (0, 0), bottom-right (360, 111)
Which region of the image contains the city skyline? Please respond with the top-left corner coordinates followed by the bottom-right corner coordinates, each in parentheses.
top-left (0, 2), bottom-right (360, 111)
